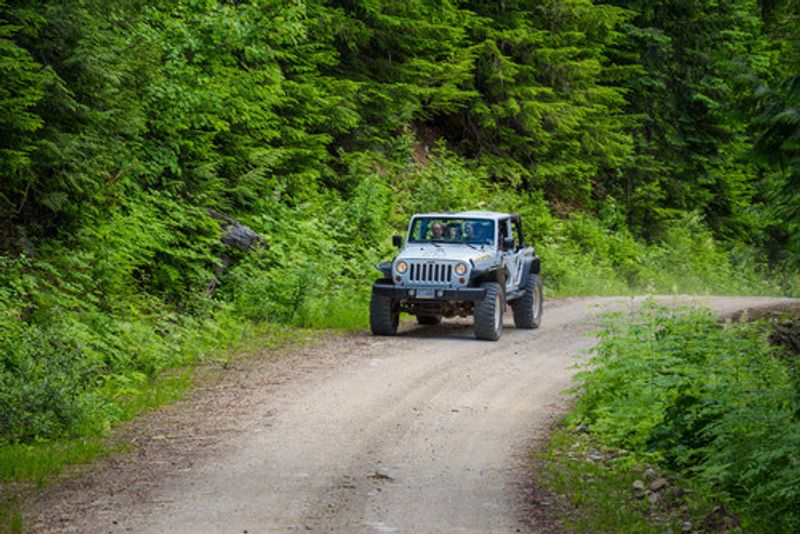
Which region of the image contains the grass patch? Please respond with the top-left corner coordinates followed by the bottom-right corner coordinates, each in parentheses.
top-left (0, 437), bottom-right (125, 487)
top-left (0, 496), bottom-right (22, 534)
top-left (297, 295), bottom-right (370, 330)
top-left (104, 368), bottom-right (196, 426)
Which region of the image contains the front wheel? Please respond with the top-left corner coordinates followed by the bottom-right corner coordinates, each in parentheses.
top-left (370, 288), bottom-right (399, 335)
top-left (474, 282), bottom-right (504, 341)
top-left (511, 273), bottom-right (543, 329)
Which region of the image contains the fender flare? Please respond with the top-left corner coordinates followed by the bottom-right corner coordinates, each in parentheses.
top-left (471, 265), bottom-right (501, 286)
top-left (375, 260), bottom-right (393, 279)
top-left (520, 256), bottom-right (541, 279)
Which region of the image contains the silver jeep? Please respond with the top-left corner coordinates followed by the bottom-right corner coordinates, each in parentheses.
top-left (370, 211), bottom-right (542, 340)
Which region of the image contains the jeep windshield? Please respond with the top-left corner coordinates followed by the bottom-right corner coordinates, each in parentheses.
top-left (408, 217), bottom-right (495, 245)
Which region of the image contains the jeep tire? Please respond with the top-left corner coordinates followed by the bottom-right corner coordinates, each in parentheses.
top-left (370, 289), bottom-right (399, 335)
top-left (474, 282), bottom-right (504, 341)
top-left (511, 273), bottom-right (543, 329)
top-left (416, 314), bottom-right (442, 326)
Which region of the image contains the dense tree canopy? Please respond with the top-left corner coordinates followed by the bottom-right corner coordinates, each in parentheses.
top-left (1, 0), bottom-right (797, 245)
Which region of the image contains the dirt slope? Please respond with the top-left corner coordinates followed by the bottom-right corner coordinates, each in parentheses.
top-left (27, 296), bottom-right (793, 533)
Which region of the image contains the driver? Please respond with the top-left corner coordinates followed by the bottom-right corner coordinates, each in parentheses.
top-left (464, 222), bottom-right (475, 240)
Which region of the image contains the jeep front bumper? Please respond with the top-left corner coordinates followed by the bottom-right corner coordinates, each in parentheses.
top-left (372, 284), bottom-right (487, 301)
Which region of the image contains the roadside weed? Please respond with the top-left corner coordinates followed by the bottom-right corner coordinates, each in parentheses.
top-left (560, 303), bottom-right (800, 531)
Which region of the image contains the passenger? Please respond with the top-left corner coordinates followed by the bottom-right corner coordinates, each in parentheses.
top-left (431, 223), bottom-right (444, 240)
top-left (447, 225), bottom-right (459, 240)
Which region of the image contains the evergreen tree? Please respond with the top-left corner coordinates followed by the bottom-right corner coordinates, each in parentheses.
top-left (0, 1), bottom-right (48, 246)
top-left (604, 0), bottom-right (770, 237)
top-left (326, 0), bottom-right (478, 151)
top-left (754, 0), bottom-right (800, 265)
top-left (438, 0), bottom-right (633, 206)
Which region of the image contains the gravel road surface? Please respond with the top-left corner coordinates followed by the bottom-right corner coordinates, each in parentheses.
top-left (27, 296), bottom-right (794, 533)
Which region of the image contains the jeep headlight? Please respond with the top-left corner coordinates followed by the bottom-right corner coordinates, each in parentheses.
top-left (395, 261), bottom-right (409, 274)
top-left (455, 262), bottom-right (468, 275)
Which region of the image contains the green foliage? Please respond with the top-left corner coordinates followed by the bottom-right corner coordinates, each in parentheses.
top-left (392, 140), bottom-right (489, 214)
top-left (0, 437), bottom-right (115, 485)
top-left (601, 0), bottom-right (771, 237)
top-left (80, 190), bottom-right (223, 307)
top-left (327, 0), bottom-right (479, 148)
top-left (0, 0), bottom-right (797, 478)
top-left (0, 495), bottom-right (23, 534)
top-left (224, 193), bottom-right (377, 327)
top-left (755, 72), bottom-right (800, 267)
top-left (571, 303), bottom-right (800, 530)
top-left (0, 1), bottom-right (48, 227)
top-left (636, 212), bottom-right (782, 296)
top-left (0, 242), bottom-right (243, 445)
top-left (445, 0), bottom-right (634, 203)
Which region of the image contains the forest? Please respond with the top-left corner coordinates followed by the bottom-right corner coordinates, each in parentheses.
top-left (1, 0), bottom-right (799, 520)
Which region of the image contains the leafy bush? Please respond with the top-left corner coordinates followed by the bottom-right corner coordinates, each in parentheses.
top-left (571, 302), bottom-right (800, 531)
top-left (0, 324), bottom-right (106, 443)
top-left (0, 247), bottom-right (242, 445)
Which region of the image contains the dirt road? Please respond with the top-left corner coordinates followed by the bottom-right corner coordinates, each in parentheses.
top-left (28, 296), bottom-right (794, 533)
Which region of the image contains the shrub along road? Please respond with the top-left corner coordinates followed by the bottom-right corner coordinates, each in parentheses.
top-left (27, 296), bottom-right (794, 533)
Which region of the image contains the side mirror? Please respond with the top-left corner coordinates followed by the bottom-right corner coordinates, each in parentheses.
top-left (503, 237), bottom-right (515, 250)
top-left (392, 235), bottom-right (403, 249)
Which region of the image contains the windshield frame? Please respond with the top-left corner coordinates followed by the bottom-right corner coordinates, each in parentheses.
top-left (406, 217), bottom-right (496, 246)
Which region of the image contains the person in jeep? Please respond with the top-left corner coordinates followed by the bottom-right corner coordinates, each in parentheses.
top-left (446, 224), bottom-right (459, 240)
top-left (464, 222), bottom-right (475, 241)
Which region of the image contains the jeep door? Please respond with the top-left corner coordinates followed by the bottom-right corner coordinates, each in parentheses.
top-left (499, 218), bottom-right (523, 292)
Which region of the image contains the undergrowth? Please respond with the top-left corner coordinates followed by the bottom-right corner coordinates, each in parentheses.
top-left (537, 426), bottom-right (720, 533)
top-left (560, 302), bottom-right (800, 532)
top-left (0, 497), bottom-right (22, 534)
top-left (0, 315), bottom-right (315, 485)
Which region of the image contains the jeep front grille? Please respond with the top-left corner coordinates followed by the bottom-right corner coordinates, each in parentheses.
top-left (408, 262), bottom-right (453, 284)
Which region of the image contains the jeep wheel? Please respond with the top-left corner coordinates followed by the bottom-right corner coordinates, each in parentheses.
top-left (416, 314), bottom-right (442, 326)
top-left (511, 274), bottom-right (543, 329)
top-left (474, 282), bottom-right (503, 341)
top-left (370, 289), bottom-right (399, 335)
